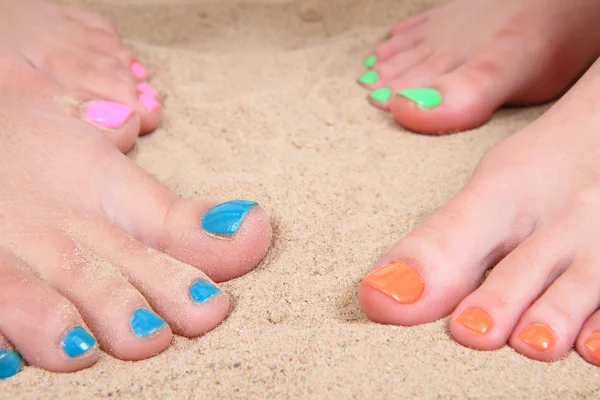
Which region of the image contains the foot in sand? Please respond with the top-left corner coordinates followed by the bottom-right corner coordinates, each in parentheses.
top-left (0, 92), bottom-right (271, 379)
top-left (359, 57), bottom-right (600, 365)
top-left (359, 0), bottom-right (600, 134)
top-left (0, 0), bottom-right (162, 151)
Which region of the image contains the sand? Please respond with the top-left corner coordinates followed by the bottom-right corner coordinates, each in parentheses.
top-left (2, 0), bottom-right (600, 398)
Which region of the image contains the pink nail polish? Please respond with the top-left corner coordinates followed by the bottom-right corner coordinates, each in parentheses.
top-left (136, 83), bottom-right (158, 98)
top-left (84, 101), bottom-right (134, 129)
top-left (131, 61), bottom-right (148, 79)
top-left (139, 93), bottom-right (161, 110)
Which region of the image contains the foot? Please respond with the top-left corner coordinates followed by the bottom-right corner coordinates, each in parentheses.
top-left (359, 0), bottom-right (600, 134)
top-left (0, 0), bottom-right (162, 151)
top-left (359, 57), bottom-right (600, 365)
top-left (0, 96), bottom-right (271, 379)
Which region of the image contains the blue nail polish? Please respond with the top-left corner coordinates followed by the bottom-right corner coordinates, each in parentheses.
top-left (0, 350), bottom-right (22, 379)
top-left (61, 327), bottom-right (96, 358)
top-left (190, 280), bottom-right (222, 303)
top-left (130, 309), bottom-right (167, 338)
top-left (201, 200), bottom-right (258, 235)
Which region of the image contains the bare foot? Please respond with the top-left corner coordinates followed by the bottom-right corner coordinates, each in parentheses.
top-left (359, 57), bottom-right (600, 365)
top-left (0, 0), bottom-right (162, 150)
top-left (0, 96), bottom-right (271, 378)
top-left (359, 0), bottom-right (600, 134)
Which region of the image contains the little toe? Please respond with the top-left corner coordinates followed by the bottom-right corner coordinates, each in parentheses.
top-left (367, 30), bottom-right (424, 67)
top-left (0, 249), bottom-right (98, 372)
top-left (358, 169), bottom-right (528, 326)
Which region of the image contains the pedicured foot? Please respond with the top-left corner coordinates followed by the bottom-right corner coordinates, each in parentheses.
top-left (359, 57), bottom-right (600, 365)
top-left (359, 0), bottom-right (600, 134)
top-left (0, 0), bottom-right (163, 149)
top-left (0, 97), bottom-right (271, 378)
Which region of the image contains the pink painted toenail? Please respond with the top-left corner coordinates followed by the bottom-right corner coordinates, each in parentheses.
top-left (137, 83), bottom-right (158, 98)
top-left (84, 101), bottom-right (134, 129)
top-left (131, 61), bottom-right (148, 79)
top-left (139, 93), bottom-right (161, 111)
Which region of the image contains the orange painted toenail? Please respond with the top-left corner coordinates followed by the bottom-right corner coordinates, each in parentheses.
top-left (518, 323), bottom-right (556, 352)
top-left (363, 262), bottom-right (424, 304)
top-left (456, 308), bottom-right (493, 335)
top-left (584, 333), bottom-right (600, 361)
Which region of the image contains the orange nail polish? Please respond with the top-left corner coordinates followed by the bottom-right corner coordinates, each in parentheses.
top-left (584, 333), bottom-right (600, 361)
top-left (456, 308), bottom-right (493, 335)
top-left (518, 323), bottom-right (556, 352)
top-left (363, 262), bottom-right (424, 304)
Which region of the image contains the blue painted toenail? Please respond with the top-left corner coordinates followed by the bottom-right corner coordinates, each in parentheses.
top-left (201, 200), bottom-right (258, 235)
top-left (190, 280), bottom-right (222, 303)
top-left (130, 309), bottom-right (167, 338)
top-left (61, 327), bottom-right (96, 358)
top-left (0, 350), bottom-right (23, 379)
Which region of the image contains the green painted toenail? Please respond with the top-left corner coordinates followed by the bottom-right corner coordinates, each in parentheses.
top-left (397, 88), bottom-right (442, 108)
top-left (364, 54), bottom-right (377, 69)
top-left (370, 87), bottom-right (392, 102)
top-left (358, 70), bottom-right (379, 85)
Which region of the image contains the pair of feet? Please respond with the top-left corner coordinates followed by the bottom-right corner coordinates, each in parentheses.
top-left (2, 0), bottom-right (600, 381)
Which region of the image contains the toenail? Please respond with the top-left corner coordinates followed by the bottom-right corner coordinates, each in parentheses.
top-left (370, 87), bottom-right (392, 102)
top-left (358, 71), bottom-right (379, 85)
top-left (139, 93), bottom-right (161, 111)
top-left (137, 83), bottom-right (159, 98)
top-left (130, 61), bottom-right (148, 80)
top-left (364, 54), bottom-right (377, 69)
top-left (362, 262), bottom-right (425, 304)
top-left (61, 326), bottom-right (96, 358)
top-left (518, 323), bottom-right (556, 352)
top-left (84, 101), bottom-right (134, 129)
top-left (130, 309), bottom-right (167, 338)
top-left (201, 200), bottom-right (258, 236)
top-left (397, 88), bottom-right (443, 109)
top-left (190, 280), bottom-right (222, 303)
top-left (0, 350), bottom-right (23, 379)
top-left (584, 333), bottom-right (600, 361)
top-left (456, 308), bottom-right (493, 335)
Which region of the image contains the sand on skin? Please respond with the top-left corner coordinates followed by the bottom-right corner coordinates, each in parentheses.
top-left (1, 0), bottom-right (600, 398)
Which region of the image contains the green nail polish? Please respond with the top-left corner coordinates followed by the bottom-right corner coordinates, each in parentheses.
top-left (364, 54), bottom-right (377, 69)
top-left (370, 87), bottom-right (392, 102)
top-left (397, 88), bottom-right (442, 108)
top-left (358, 71), bottom-right (379, 85)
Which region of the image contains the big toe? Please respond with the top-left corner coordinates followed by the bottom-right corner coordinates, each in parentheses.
top-left (97, 151), bottom-right (272, 282)
top-left (358, 156), bottom-right (531, 325)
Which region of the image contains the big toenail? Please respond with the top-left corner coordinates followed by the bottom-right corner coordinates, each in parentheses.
top-left (190, 280), bottom-right (222, 303)
top-left (84, 102), bottom-right (134, 129)
top-left (456, 308), bottom-right (493, 335)
top-left (363, 262), bottom-right (425, 304)
top-left (61, 326), bottom-right (96, 358)
top-left (518, 323), bottom-right (556, 352)
top-left (201, 200), bottom-right (258, 235)
top-left (358, 71), bottom-right (379, 85)
top-left (364, 54), bottom-right (377, 69)
top-left (0, 350), bottom-right (23, 379)
top-left (130, 61), bottom-right (148, 80)
top-left (137, 83), bottom-right (159, 98)
top-left (370, 87), bottom-right (392, 102)
top-left (397, 88), bottom-right (443, 109)
top-left (130, 309), bottom-right (167, 338)
top-left (584, 333), bottom-right (600, 361)
top-left (139, 93), bottom-right (161, 111)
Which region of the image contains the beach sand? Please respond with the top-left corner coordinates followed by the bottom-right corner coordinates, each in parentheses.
top-left (2, 0), bottom-right (600, 398)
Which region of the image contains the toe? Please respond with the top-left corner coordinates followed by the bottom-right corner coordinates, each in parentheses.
top-left (368, 30), bottom-right (424, 67)
top-left (0, 336), bottom-right (23, 380)
top-left (508, 254), bottom-right (599, 361)
top-left (95, 150), bottom-right (272, 282)
top-left (0, 249), bottom-right (98, 372)
top-left (577, 311), bottom-right (600, 366)
top-left (358, 163), bottom-right (531, 326)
